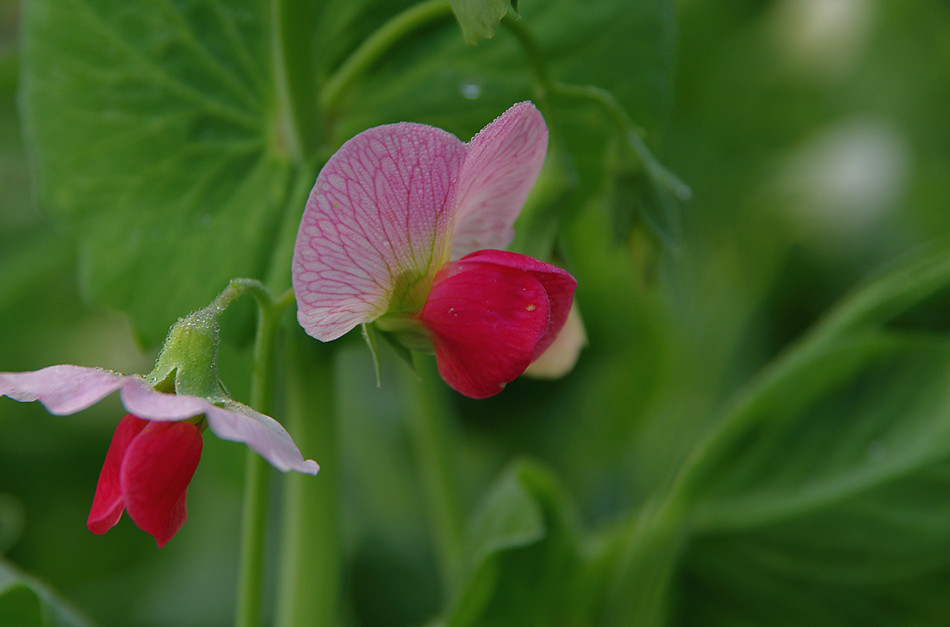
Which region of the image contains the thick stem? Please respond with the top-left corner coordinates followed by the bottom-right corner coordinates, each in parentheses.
top-left (235, 286), bottom-right (290, 627)
top-left (404, 352), bottom-right (465, 592)
top-left (275, 334), bottom-right (338, 627)
top-left (319, 0), bottom-right (453, 113)
top-left (270, 0), bottom-right (318, 162)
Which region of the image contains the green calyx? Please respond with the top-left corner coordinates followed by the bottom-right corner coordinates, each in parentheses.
top-left (374, 313), bottom-right (433, 352)
top-left (146, 305), bottom-right (227, 401)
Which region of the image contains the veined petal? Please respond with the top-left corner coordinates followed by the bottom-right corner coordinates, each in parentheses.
top-left (293, 123), bottom-right (468, 341)
top-left (457, 250), bottom-right (576, 358)
top-left (0, 365), bottom-right (127, 415)
top-left (451, 102), bottom-right (549, 259)
top-left (205, 401), bottom-right (320, 475)
top-left (120, 420), bottom-right (202, 548)
top-left (419, 259), bottom-right (552, 399)
top-left (87, 414), bottom-right (149, 535)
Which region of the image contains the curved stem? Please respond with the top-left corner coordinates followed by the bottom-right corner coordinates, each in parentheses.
top-left (502, 16), bottom-right (691, 202)
top-left (405, 352), bottom-right (465, 593)
top-left (319, 0), bottom-right (453, 113)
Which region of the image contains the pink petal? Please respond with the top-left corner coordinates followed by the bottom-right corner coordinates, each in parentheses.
top-left (1, 366), bottom-right (318, 476)
top-left (120, 420), bottom-right (203, 547)
top-left (204, 402), bottom-right (320, 475)
top-left (0, 365), bottom-right (127, 415)
top-left (293, 123), bottom-right (468, 341)
top-left (457, 250), bottom-right (576, 358)
top-left (419, 258), bottom-right (553, 399)
top-left (87, 414), bottom-right (149, 536)
top-left (450, 102), bottom-right (549, 259)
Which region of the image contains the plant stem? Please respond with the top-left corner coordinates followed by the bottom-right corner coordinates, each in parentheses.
top-left (270, 0), bottom-right (318, 162)
top-left (319, 0), bottom-right (453, 113)
top-left (235, 284), bottom-right (292, 627)
top-left (405, 352), bottom-right (465, 592)
top-left (275, 334), bottom-right (338, 627)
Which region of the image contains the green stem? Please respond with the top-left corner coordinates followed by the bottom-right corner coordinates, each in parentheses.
top-left (503, 16), bottom-right (691, 202)
top-left (276, 334), bottom-right (338, 627)
top-left (271, 0), bottom-right (318, 162)
top-left (319, 0), bottom-right (453, 113)
top-left (405, 353), bottom-right (465, 592)
top-left (235, 284), bottom-right (293, 627)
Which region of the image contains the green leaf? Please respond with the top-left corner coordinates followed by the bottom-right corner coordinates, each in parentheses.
top-left (664, 239), bottom-right (950, 624)
top-left (447, 460), bottom-right (582, 627)
top-left (449, 0), bottom-right (512, 45)
top-left (0, 560), bottom-right (91, 627)
top-left (336, 0), bottom-right (675, 165)
top-left (21, 0), bottom-right (302, 344)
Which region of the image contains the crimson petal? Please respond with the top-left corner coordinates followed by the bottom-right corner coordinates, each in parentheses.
top-left (120, 420), bottom-right (203, 547)
top-left (87, 415), bottom-right (149, 535)
top-left (420, 258), bottom-right (552, 398)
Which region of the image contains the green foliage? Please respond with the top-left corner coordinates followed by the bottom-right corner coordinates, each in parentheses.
top-left (0, 561), bottom-right (90, 627)
top-left (449, 0), bottom-right (512, 45)
top-left (6, 0), bottom-right (950, 626)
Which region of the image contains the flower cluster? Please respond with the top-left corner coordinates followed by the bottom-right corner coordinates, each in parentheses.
top-left (292, 102), bottom-right (576, 397)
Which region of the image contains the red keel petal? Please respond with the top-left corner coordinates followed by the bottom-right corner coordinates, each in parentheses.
top-left (455, 250), bottom-right (576, 358)
top-left (420, 259), bottom-right (552, 398)
top-left (120, 420), bottom-right (203, 547)
top-left (88, 414), bottom-right (149, 535)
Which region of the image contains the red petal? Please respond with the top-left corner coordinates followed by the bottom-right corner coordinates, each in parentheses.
top-left (87, 414), bottom-right (149, 535)
top-left (454, 250), bottom-right (576, 358)
top-left (120, 420), bottom-right (203, 547)
top-left (419, 259), bottom-right (552, 398)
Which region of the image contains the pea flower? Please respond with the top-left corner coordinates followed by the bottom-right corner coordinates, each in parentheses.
top-left (0, 307), bottom-right (318, 547)
top-left (292, 102), bottom-right (576, 398)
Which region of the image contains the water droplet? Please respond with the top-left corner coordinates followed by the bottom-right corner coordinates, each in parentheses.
top-left (459, 81), bottom-right (482, 100)
top-left (526, 304), bottom-right (536, 311)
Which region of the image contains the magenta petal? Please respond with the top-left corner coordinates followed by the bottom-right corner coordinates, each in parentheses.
top-left (293, 123), bottom-right (468, 341)
top-left (0, 365), bottom-right (126, 415)
top-left (451, 102), bottom-right (549, 259)
top-left (87, 414), bottom-right (149, 536)
top-left (456, 250), bottom-right (576, 358)
top-left (120, 420), bottom-right (203, 547)
top-left (419, 259), bottom-right (552, 399)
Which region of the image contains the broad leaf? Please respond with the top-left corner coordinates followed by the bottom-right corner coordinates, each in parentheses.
top-left (666, 240), bottom-right (950, 624)
top-left (446, 460), bottom-right (581, 627)
top-left (21, 0), bottom-right (303, 344)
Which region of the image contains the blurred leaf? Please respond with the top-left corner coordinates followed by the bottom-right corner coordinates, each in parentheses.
top-left (21, 0), bottom-right (306, 345)
top-left (664, 239), bottom-right (950, 624)
top-left (337, 0), bottom-right (675, 178)
top-left (446, 460), bottom-right (582, 627)
top-left (0, 561), bottom-right (91, 627)
top-left (449, 0), bottom-right (511, 45)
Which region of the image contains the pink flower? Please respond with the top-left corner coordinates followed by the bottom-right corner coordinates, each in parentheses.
top-left (0, 365), bottom-right (318, 546)
top-left (292, 102), bottom-right (576, 398)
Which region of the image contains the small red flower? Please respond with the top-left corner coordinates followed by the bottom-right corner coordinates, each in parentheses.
top-left (88, 415), bottom-right (203, 547)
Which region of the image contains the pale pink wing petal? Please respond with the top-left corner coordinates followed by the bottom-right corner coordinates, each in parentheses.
top-left (88, 414), bottom-right (149, 536)
top-left (0, 365), bottom-right (127, 415)
top-left (458, 250), bottom-right (576, 358)
top-left (117, 380), bottom-right (209, 421)
top-left (419, 259), bottom-right (551, 399)
top-left (120, 420), bottom-right (202, 547)
top-left (293, 123), bottom-right (468, 341)
top-left (450, 102), bottom-right (549, 259)
top-left (204, 401), bottom-right (319, 475)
